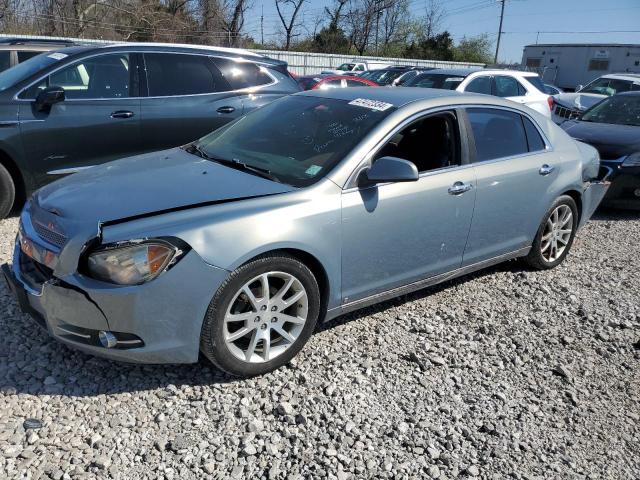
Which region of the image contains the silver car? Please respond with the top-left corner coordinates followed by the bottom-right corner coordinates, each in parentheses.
top-left (2, 88), bottom-right (610, 376)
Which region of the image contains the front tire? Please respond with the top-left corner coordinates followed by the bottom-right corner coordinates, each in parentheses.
top-left (524, 195), bottom-right (578, 270)
top-left (0, 163), bottom-right (15, 219)
top-left (200, 254), bottom-right (320, 377)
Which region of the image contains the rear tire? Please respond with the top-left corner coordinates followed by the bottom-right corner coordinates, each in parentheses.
top-left (0, 163), bottom-right (15, 219)
top-left (200, 254), bottom-right (320, 377)
top-left (524, 195), bottom-right (578, 270)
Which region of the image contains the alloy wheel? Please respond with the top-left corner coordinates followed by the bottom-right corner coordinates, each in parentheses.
top-left (223, 272), bottom-right (309, 363)
top-left (540, 204), bottom-right (573, 262)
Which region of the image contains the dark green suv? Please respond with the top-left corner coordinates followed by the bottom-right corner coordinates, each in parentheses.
top-left (0, 43), bottom-right (299, 217)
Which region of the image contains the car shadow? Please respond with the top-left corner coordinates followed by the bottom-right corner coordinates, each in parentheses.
top-left (0, 259), bottom-right (525, 398)
top-left (591, 206), bottom-right (640, 222)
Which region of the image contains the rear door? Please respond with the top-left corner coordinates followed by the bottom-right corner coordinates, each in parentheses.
top-left (139, 52), bottom-right (242, 152)
top-left (461, 107), bottom-right (553, 265)
top-left (17, 52), bottom-right (142, 187)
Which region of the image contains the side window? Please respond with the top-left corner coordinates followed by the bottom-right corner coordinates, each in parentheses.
top-left (465, 76), bottom-right (492, 95)
top-left (346, 79), bottom-right (370, 87)
top-left (145, 53), bottom-right (227, 96)
top-left (22, 53), bottom-right (130, 99)
top-left (522, 116), bottom-right (546, 152)
top-left (517, 81), bottom-right (527, 96)
top-left (17, 51), bottom-right (42, 63)
top-left (212, 57), bottom-right (272, 90)
top-left (467, 108), bottom-right (529, 162)
top-left (0, 51), bottom-right (10, 71)
top-left (494, 75), bottom-right (520, 97)
top-left (373, 111), bottom-right (460, 173)
top-left (354, 64), bottom-right (365, 71)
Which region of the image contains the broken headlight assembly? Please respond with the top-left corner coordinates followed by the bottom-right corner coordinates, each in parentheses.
top-left (86, 240), bottom-right (183, 286)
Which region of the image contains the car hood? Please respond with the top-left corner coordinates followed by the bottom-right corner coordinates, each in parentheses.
top-left (554, 92), bottom-right (606, 111)
top-left (35, 148), bottom-right (295, 223)
top-left (561, 120), bottom-right (640, 159)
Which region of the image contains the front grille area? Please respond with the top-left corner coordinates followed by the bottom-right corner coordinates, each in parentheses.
top-left (32, 220), bottom-right (68, 248)
top-left (18, 250), bottom-right (54, 293)
top-left (554, 104), bottom-right (581, 120)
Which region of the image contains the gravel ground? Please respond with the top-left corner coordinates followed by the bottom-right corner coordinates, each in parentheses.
top-left (0, 209), bottom-right (639, 480)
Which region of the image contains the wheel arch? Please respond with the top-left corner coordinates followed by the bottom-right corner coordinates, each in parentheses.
top-left (0, 147), bottom-right (26, 212)
top-left (238, 247), bottom-right (331, 321)
top-left (561, 189), bottom-right (583, 223)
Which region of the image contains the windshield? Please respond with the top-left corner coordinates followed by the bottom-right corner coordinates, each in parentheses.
top-left (579, 77), bottom-right (637, 96)
top-left (0, 52), bottom-right (61, 92)
top-left (367, 69), bottom-right (406, 85)
top-left (581, 95), bottom-right (640, 126)
top-left (195, 95), bottom-right (395, 187)
top-left (406, 73), bottom-right (464, 90)
top-left (337, 63), bottom-right (355, 71)
top-left (523, 75), bottom-right (545, 93)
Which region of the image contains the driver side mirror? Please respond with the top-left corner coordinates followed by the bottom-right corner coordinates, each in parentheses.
top-left (361, 156), bottom-right (419, 186)
top-left (35, 86), bottom-right (65, 112)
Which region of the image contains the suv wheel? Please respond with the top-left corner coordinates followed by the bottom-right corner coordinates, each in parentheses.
top-left (200, 254), bottom-right (320, 376)
top-left (524, 195), bottom-right (578, 270)
top-left (0, 163), bottom-right (15, 219)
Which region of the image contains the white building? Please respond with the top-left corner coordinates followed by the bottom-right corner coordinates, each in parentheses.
top-left (521, 43), bottom-right (640, 90)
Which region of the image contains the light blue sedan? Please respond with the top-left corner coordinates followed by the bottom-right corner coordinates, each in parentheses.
top-left (2, 88), bottom-right (610, 376)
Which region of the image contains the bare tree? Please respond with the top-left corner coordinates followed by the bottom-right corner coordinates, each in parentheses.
top-left (345, 0), bottom-right (393, 56)
top-left (380, 0), bottom-right (409, 47)
top-left (275, 0), bottom-right (305, 50)
top-left (220, 0), bottom-right (250, 47)
top-left (324, 0), bottom-right (347, 30)
top-left (423, 0), bottom-right (444, 39)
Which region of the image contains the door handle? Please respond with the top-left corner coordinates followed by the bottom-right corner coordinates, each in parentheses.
top-left (110, 110), bottom-right (134, 119)
top-left (216, 106), bottom-right (235, 114)
top-left (539, 164), bottom-right (555, 176)
top-left (448, 181), bottom-right (473, 196)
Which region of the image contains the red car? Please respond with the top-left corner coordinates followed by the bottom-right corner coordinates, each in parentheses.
top-left (296, 74), bottom-right (379, 91)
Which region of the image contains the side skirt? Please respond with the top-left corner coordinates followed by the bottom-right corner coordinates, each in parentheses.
top-left (325, 246), bottom-right (531, 321)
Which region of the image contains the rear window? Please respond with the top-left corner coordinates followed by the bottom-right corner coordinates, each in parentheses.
top-left (523, 75), bottom-right (545, 93)
top-left (408, 73), bottom-right (464, 90)
top-left (212, 57), bottom-right (273, 90)
top-left (297, 77), bottom-right (319, 90)
top-left (145, 53), bottom-right (229, 96)
top-left (467, 108), bottom-right (529, 161)
top-left (17, 51), bottom-right (42, 63)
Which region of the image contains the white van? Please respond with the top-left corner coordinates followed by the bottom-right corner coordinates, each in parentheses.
top-left (321, 60), bottom-right (392, 75)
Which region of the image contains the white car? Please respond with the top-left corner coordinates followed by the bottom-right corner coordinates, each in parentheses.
top-left (551, 73), bottom-right (640, 124)
top-left (404, 68), bottom-right (553, 117)
top-left (321, 60), bottom-right (392, 76)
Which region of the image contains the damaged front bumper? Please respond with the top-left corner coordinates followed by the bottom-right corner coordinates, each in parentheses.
top-left (2, 229), bottom-right (229, 364)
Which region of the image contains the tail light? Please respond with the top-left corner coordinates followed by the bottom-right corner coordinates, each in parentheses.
top-left (547, 96), bottom-right (554, 111)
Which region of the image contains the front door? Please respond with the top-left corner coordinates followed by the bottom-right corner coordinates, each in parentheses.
top-left (341, 110), bottom-right (476, 303)
top-left (462, 107), bottom-right (554, 265)
top-left (17, 52), bottom-right (141, 188)
top-left (139, 52), bottom-right (244, 152)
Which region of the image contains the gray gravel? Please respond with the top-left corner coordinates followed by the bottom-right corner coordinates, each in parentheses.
top-left (1, 210), bottom-right (639, 479)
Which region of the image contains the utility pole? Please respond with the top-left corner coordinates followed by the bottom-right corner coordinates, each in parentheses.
top-left (261, 3), bottom-right (264, 45)
top-left (494, 0), bottom-right (505, 63)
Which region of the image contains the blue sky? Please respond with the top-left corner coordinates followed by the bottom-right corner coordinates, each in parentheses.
top-left (243, 0), bottom-right (640, 62)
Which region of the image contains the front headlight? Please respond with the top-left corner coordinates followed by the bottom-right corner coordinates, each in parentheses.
top-left (87, 241), bottom-right (178, 285)
top-left (622, 152), bottom-right (640, 167)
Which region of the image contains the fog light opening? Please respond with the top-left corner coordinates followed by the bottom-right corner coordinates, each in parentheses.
top-left (98, 330), bottom-right (118, 349)
top-left (634, 188), bottom-right (640, 198)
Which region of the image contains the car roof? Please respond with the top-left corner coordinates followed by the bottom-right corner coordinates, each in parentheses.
top-left (422, 67), bottom-right (482, 76)
top-left (600, 73), bottom-right (640, 81)
top-left (616, 91), bottom-right (640, 96)
top-left (0, 37), bottom-right (76, 46)
top-left (299, 86), bottom-right (467, 106)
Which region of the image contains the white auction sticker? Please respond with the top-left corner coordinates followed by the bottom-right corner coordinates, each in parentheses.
top-left (47, 52), bottom-right (68, 60)
top-left (348, 98), bottom-right (394, 111)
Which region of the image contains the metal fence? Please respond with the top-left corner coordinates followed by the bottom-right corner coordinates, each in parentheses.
top-left (1, 34), bottom-right (485, 74)
top-left (252, 49), bottom-right (485, 75)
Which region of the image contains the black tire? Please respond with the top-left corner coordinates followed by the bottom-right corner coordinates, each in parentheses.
top-left (200, 253), bottom-right (320, 377)
top-left (524, 195), bottom-right (578, 270)
top-left (0, 163), bottom-right (15, 219)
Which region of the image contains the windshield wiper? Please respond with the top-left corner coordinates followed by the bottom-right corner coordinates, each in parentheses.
top-left (184, 143), bottom-right (281, 183)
